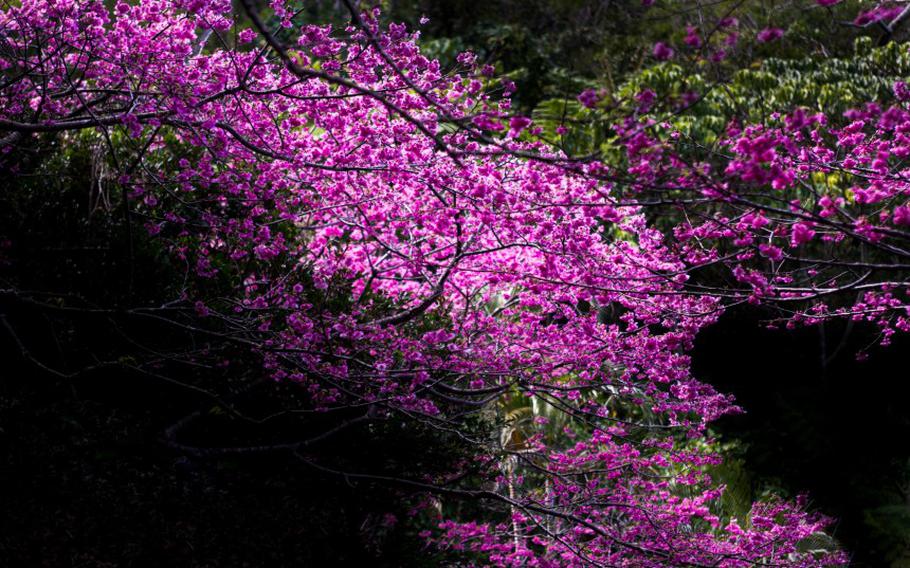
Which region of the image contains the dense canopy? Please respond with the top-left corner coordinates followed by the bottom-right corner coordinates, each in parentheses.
top-left (3, 0), bottom-right (910, 565)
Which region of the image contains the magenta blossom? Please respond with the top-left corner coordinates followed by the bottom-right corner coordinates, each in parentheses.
top-left (894, 205), bottom-right (910, 226)
top-left (508, 116), bottom-right (532, 137)
top-left (791, 223), bottom-right (816, 246)
top-left (653, 41), bottom-right (675, 60)
top-left (895, 81), bottom-right (910, 101)
top-left (684, 25), bottom-right (702, 47)
top-left (577, 88), bottom-right (601, 108)
top-left (757, 27), bottom-right (784, 42)
top-left (0, 1), bottom-right (864, 565)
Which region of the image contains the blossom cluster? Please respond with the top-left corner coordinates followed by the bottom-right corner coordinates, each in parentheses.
top-left (0, 0), bottom-right (866, 565)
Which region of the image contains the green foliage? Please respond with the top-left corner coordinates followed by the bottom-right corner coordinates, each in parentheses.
top-left (864, 503), bottom-right (910, 567)
top-left (385, 0), bottom-right (652, 108)
top-left (529, 37), bottom-right (910, 157)
top-left (652, 38), bottom-right (910, 139)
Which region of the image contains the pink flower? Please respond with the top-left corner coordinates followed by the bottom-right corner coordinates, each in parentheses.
top-left (472, 114), bottom-right (504, 131)
top-left (422, 329), bottom-right (455, 345)
top-left (194, 301), bottom-right (210, 317)
top-left (684, 26), bottom-right (702, 48)
top-left (710, 49), bottom-right (727, 62)
top-left (456, 51), bottom-right (477, 67)
top-left (508, 116), bottom-right (532, 136)
top-left (636, 88), bottom-right (657, 111)
top-left (577, 88), bottom-right (601, 109)
top-left (652, 42), bottom-right (674, 61)
top-left (855, 6), bottom-right (904, 26)
top-left (757, 27), bottom-right (784, 42)
top-left (895, 81), bottom-right (910, 101)
top-left (790, 223), bottom-right (815, 246)
top-left (894, 205), bottom-right (910, 226)
top-left (758, 243), bottom-right (784, 261)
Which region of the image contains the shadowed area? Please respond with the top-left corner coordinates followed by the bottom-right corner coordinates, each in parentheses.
top-left (693, 308), bottom-right (910, 567)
